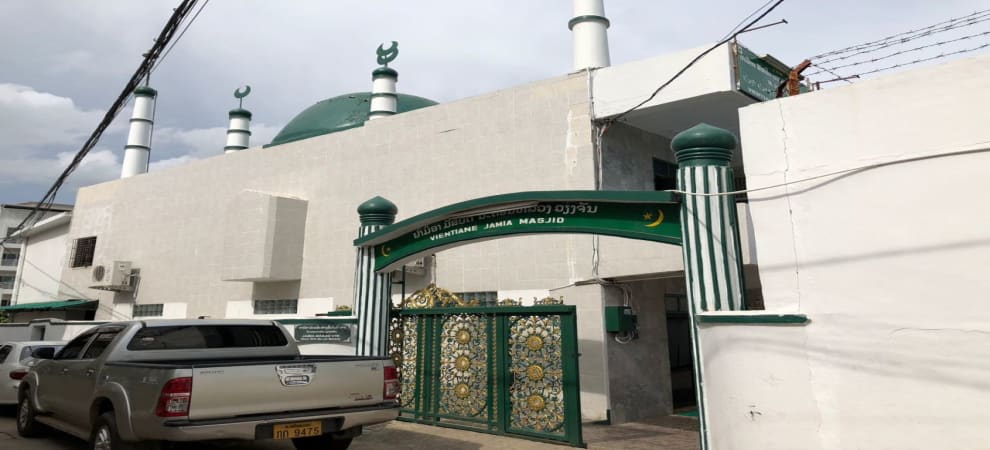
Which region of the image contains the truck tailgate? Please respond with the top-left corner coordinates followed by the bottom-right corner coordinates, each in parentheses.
top-left (188, 359), bottom-right (385, 420)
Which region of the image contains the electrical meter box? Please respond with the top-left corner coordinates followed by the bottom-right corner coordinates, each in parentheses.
top-left (604, 305), bottom-right (637, 333)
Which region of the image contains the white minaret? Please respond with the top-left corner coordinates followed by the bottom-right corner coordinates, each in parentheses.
top-left (570, 0), bottom-right (611, 71)
top-left (369, 41), bottom-right (399, 120)
top-left (120, 86), bottom-right (157, 178)
top-left (225, 86), bottom-right (252, 154)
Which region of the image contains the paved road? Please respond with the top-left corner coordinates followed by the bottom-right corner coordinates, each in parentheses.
top-left (0, 407), bottom-right (699, 450)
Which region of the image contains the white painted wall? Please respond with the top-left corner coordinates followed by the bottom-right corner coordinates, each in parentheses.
top-left (592, 43), bottom-right (734, 119)
top-left (710, 55), bottom-right (990, 449)
top-left (12, 220), bottom-right (79, 304)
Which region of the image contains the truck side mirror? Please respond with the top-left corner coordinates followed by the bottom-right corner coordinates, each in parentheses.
top-left (31, 347), bottom-right (55, 360)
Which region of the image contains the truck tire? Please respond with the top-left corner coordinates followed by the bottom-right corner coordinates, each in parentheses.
top-left (291, 436), bottom-right (353, 450)
top-left (90, 412), bottom-right (162, 450)
top-left (16, 392), bottom-right (44, 438)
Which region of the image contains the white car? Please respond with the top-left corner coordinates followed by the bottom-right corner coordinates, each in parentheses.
top-left (0, 341), bottom-right (64, 405)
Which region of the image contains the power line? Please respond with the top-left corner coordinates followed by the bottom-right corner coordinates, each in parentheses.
top-left (153, 0), bottom-right (211, 73)
top-left (719, 0), bottom-right (777, 42)
top-left (808, 29), bottom-right (990, 76)
top-left (0, 0), bottom-right (199, 247)
top-left (606, 0), bottom-right (787, 125)
top-left (810, 9), bottom-right (990, 60)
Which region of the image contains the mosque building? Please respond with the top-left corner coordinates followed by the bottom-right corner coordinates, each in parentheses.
top-left (7, 1), bottom-right (990, 449)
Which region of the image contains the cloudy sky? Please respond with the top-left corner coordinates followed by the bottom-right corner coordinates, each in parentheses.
top-left (1, 0), bottom-right (987, 205)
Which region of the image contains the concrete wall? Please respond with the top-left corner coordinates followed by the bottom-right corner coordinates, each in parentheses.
top-left (592, 43), bottom-right (734, 119)
top-left (603, 279), bottom-right (674, 423)
top-left (11, 222), bottom-right (80, 303)
top-left (707, 55), bottom-right (990, 449)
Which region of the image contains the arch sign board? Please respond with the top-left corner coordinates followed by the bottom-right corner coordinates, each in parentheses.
top-left (354, 190), bottom-right (682, 272)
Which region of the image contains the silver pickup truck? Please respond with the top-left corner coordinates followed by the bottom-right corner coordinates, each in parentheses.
top-left (17, 319), bottom-right (400, 450)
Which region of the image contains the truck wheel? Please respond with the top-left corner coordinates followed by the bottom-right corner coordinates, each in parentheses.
top-left (90, 412), bottom-right (162, 450)
top-left (16, 393), bottom-right (44, 438)
top-left (291, 436), bottom-right (353, 450)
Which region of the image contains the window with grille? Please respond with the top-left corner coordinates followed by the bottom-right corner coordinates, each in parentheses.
top-left (253, 299), bottom-right (298, 315)
top-left (71, 236), bottom-right (97, 268)
top-left (455, 291), bottom-right (498, 306)
top-left (133, 304), bottom-right (164, 318)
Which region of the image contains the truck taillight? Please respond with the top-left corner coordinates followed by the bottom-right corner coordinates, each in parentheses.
top-left (9, 369), bottom-right (28, 380)
top-left (383, 366), bottom-right (400, 401)
top-left (156, 377), bottom-right (192, 417)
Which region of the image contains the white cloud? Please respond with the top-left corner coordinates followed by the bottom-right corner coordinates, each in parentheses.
top-left (0, 83), bottom-right (105, 148)
top-left (0, 149), bottom-right (119, 186)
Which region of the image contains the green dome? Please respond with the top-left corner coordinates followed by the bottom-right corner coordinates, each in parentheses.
top-left (268, 92), bottom-right (437, 146)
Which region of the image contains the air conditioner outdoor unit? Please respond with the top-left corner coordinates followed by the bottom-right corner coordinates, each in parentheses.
top-left (90, 261), bottom-right (134, 291)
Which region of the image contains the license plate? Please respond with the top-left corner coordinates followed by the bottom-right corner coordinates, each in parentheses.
top-left (273, 421), bottom-right (323, 440)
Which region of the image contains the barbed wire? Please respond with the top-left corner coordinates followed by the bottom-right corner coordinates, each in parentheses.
top-left (813, 64), bottom-right (855, 84)
top-left (808, 29), bottom-right (990, 76)
top-left (836, 41), bottom-right (990, 79)
top-left (811, 9), bottom-right (990, 60)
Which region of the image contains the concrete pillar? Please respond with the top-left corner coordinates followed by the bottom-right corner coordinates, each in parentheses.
top-left (120, 86), bottom-right (157, 178)
top-left (369, 67), bottom-right (398, 120)
top-left (353, 196), bottom-right (397, 356)
top-left (569, 0), bottom-right (611, 71)
top-left (224, 108), bottom-right (252, 154)
top-left (673, 123), bottom-right (746, 450)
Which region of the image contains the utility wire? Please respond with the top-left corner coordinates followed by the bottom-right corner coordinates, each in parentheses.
top-left (808, 29), bottom-right (990, 76)
top-left (153, 0), bottom-right (211, 72)
top-left (718, 0), bottom-right (777, 41)
top-left (810, 9), bottom-right (990, 60)
top-left (0, 0), bottom-right (199, 247)
top-left (606, 0), bottom-right (786, 125)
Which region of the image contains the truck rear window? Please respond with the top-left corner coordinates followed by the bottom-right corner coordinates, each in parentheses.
top-left (127, 325), bottom-right (289, 350)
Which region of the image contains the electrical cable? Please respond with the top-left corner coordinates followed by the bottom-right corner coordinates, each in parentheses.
top-left (0, 0), bottom-right (199, 247)
top-left (605, 0), bottom-right (786, 126)
top-left (718, 0), bottom-right (777, 42)
top-left (152, 0), bottom-right (211, 72)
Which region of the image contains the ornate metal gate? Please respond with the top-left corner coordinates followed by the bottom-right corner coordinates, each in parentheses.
top-left (389, 284), bottom-right (583, 446)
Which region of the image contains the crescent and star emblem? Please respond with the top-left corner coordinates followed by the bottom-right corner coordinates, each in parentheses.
top-left (643, 210), bottom-right (665, 228)
top-left (376, 41), bottom-right (399, 66)
top-left (380, 246), bottom-right (392, 257)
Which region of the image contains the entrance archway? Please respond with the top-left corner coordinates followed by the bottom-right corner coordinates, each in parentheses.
top-left (350, 123), bottom-right (743, 450)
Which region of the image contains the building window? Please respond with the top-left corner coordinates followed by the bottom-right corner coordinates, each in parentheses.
top-left (0, 275), bottom-right (14, 290)
top-left (132, 304), bottom-right (164, 318)
top-left (253, 299), bottom-right (298, 315)
top-left (71, 236), bottom-right (97, 268)
top-left (654, 159), bottom-right (677, 191)
top-left (0, 249), bottom-right (18, 267)
top-left (455, 291), bottom-right (498, 307)
top-left (1, 294), bottom-right (10, 306)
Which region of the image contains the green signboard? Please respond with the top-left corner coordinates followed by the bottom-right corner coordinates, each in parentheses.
top-left (355, 191), bottom-right (682, 272)
top-left (735, 44), bottom-right (808, 102)
top-left (293, 323), bottom-right (353, 343)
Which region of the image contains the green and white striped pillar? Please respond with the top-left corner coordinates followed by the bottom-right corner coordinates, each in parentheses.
top-left (353, 196), bottom-right (397, 356)
top-left (674, 123), bottom-right (745, 312)
top-left (673, 123), bottom-right (746, 450)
